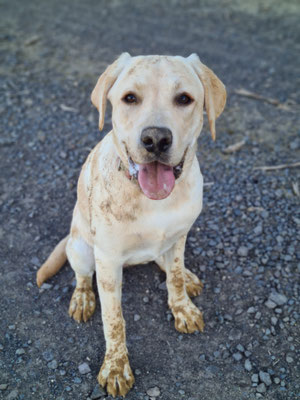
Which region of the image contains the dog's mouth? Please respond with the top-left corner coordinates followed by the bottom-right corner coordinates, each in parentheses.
top-left (128, 153), bottom-right (185, 200)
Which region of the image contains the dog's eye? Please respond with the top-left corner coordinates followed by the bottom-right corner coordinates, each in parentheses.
top-left (122, 93), bottom-right (138, 104)
top-left (175, 93), bottom-right (193, 106)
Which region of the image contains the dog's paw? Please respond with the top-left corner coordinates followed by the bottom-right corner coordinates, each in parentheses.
top-left (68, 287), bottom-right (96, 323)
top-left (171, 300), bottom-right (204, 333)
top-left (184, 269), bottom-right (203, 297)
top-left (98, 353), bottom-right (135, 397)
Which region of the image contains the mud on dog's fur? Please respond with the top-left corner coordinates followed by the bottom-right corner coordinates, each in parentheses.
top-left (37, 53), bottom-right (226, 397)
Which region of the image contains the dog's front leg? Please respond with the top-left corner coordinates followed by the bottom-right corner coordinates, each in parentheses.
top-left (163, 235), bottom-right (204, 333)
top-left (95, 250), bottom-right (134, 397)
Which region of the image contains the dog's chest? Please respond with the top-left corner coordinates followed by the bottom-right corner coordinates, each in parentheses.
top-left (92, 177), bottom-right (202, 265)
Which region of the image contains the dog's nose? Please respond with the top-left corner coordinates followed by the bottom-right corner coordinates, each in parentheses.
top-left (141, 127), bottom-right (173, 153)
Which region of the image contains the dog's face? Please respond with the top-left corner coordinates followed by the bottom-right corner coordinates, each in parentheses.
top-left (92, 53), bottom-right (226, 200)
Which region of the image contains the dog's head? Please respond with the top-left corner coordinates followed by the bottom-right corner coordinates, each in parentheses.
top-left (91, 53), bottom-right (226, 200)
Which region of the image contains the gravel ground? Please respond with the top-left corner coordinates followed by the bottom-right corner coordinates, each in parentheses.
top-left (0, 0), bottom-right (299, 399)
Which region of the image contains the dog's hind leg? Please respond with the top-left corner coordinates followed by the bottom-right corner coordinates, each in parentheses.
top-left (66, 235), bottom-right (96, 323)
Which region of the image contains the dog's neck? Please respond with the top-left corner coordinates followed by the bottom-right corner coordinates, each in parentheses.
top-left (117, 157), bottom-right (137, 181)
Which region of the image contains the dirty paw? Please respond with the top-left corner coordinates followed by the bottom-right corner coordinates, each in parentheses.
top-left (68, 287), bottom-right (96, 322)
top-left (98, 353), bottom-right (135, 397)
top-left (171, 301), bottom-right (204, 333)
top-left (184, 269), bottom-right (203, 297)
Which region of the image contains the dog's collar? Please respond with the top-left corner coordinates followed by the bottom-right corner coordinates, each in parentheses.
top-left (117, 157), bottom-right (137, 181)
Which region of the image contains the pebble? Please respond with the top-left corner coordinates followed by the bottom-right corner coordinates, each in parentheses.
top-left (40, 283), bottom-right (53, 290)
top-left (251, 374), bottom-right (259, 383)
top-left (286, 355), bottom-right (294, 363)
top-left (143, 296), bottom-right (149, 303)
top-left (229, 328), bottom-right (242, 340)
top-left (237, 246), bottom-right (249, 257)
top-left (7, 389), bottom-right (18, 399)
top-left (244, 359), bottom-right (252, 371)
top-left (232, 352), bottom-right (242, 361)
top-left (256, 383), bottom-right (266, 393)
top-left (259, 371), bottom-right (272, 386)
top-left (236, 344), bottom-right (244, 352)
top-left (90, 384), bottom-right (106, 399)
top-left (0, 384), bottom-right (8, 390)
top-left (271, 317), bottom-right (278, 325)
top-left (147, 387), bottom-right (161, 397)
top-left (269, 291), bottom-right (288, 305)
top-left (47, 360), bottom-right (58, 369)
top-left (134, 314), bottom-right (141, 321)
top-left (265, 299), bottom-right (276, 309)
top-left (78, 362), bottom-right (91, 374)
top-left (42, 350), bottom-right (54, 362)
top-left (247, 307), bottom-right (256, 314)
top-left (15, 348), bottom-right (25, 355)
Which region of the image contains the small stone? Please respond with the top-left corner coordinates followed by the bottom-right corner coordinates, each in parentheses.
top-left (0, 384), bottom-right (8, 390)
top-left (37, 131), bottom-right (46, 143)
top-left (48, 360), bottom-right (58, 369)
top-left (7, 389), bottom-right (18, 399)
top-left (90, 384), bottom-right (106, 399)
top-left (265, 300), bottom-right (276, 309)
top-left (244, 359), bottom-right (252, 371)
top-left (60, 151), bottom-right (67, 159)
top-left (65, 386), bottom-right (71, 392)
top-left (256, 383), bottom-right (266, 393)
top-left (286, 355), bottom-right (294, 363)
top-left (134, 314), bottom-right (141, 322)
top-left (274, 377), bottom-right (280, 384)
top-left (269, 291), bottom-right (288, 306)
top-left (78, 362), bottom-right (91, 374)
top-left (236, 344), bottom-right (244, 352)
top-left (247, 307), bottom-right (256, 314)
top-left (238, 246), bottom-right (249, 257)
top-left (229, 328), bottom-right (242, 340)
top-left (178, 389), bottom-right (185, 395)
top-left (233, 352), bottom-right (242, 361)
top-left (259, 371), bottom-right (272, 386)
top-left (255, 312), bottom-right (261, 320)
top-left (158, 281), bottom-right (167, 290)
top-left (73, 377), bottom-right (82, 384)
top-left (271, 317), bottom-right (278, 325)
top-left (8, 325), bottom-right (15, 330)
top-left (15, 348), bottom-right (25, 355)
top-left (147, 387), bottom-right (161, 397)
top-left (0, 344), bottom-right (3, 351)
top-left (41, 283), bottom-right (53, 290)
top-left (251, 374), bottom-right (259, 383)
top-left (42, 350), bottom-right (54, 362)
top-left (143, 296), bottom-right (149, 303)
top-left (135, 369), bottom-right (141, 376)
top-left (254, 225), bottom-right (263, 235)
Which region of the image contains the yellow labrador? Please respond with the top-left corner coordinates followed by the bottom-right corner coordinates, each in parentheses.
top-left (37, 53), bottom-right (226, 397)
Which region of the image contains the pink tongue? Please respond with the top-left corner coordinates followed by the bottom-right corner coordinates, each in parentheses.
top-left (138, 161), bottom-right (175, 200)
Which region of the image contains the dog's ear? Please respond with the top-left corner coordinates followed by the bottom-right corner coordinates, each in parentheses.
top-left (188, 54), bottom-right (226, 141)
top-left (91, 52), bottom-right (131, 130)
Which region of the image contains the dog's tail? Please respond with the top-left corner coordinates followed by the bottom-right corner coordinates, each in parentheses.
top-left (36, 235), bottom-right (70, 287)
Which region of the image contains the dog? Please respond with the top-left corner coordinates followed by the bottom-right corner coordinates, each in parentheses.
top-left (36, 53), bottom-right (226, 397)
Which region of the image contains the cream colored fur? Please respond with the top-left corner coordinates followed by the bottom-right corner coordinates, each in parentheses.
top-left (37, 53), bottom-right (226, 397)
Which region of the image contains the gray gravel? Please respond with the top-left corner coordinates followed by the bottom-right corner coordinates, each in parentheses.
top-left (0, 0), bottom-right (300, 399)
